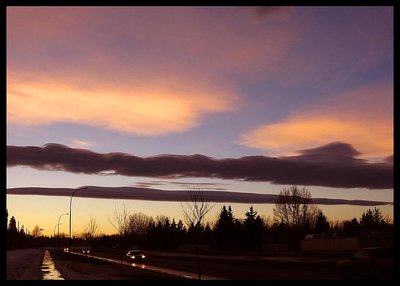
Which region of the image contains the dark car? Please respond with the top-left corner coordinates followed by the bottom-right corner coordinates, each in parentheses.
top-left (336, 246), bottom-right (393, 279)
top-left (126, 249), bottom-right (146, 262)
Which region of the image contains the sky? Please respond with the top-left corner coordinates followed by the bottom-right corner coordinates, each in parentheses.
top-left (6, 6), bottom-right (393, 236)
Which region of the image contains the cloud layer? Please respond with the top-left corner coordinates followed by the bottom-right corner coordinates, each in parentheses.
top-left (6, 186), bottom-right (391, 206)
top-left (7, 7), bottom-right (392, 162)
top-left (8, 7), bottom-right (291, 136)
top-left (7, 75), bottom-right (236, 136)
top-left (7, 142), bottom-right (392, 189)
top-left (239, 81), bottom-right (393, 158)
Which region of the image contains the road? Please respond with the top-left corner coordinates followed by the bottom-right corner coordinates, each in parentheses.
top-left (71, 249), bottom-right (342, 280)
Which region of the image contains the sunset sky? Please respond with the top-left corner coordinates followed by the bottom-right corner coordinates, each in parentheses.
top-left (6, 6), bottom-right (393, 236)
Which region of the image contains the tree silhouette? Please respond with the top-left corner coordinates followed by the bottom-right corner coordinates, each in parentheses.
top-left (181, 186), bottom-right (213, 228)
top-left (83, 217), bottom-right (100, 240)
top-left (7, 216), bottom-right (18, 249)
top-left (314, 210), bottom-right (330, 233)
top-left (8, 216), bottom-right (17, 233)
top-left (360, 207), bottom-right (389, 231)
top-left (214, 205), bottom-right (236, 246)
top-left (177, 219), bottom-right (186, 232)
top-left (32, 225), bottom-right (42, 238)
top-left (108, 204), bottom-right (131, 242)
top-left (107, 204), bottom-right (131, 276)
top-left (241, 206), bottom-right (264, 250)
top-left (341, 218), bottom-right (360, 237)
top-left (128, 212), bottom-right (153, 238)
top-left (175, 219), bottom-right (187, 245)
top-left (180, 185), bottom-right (213, 280)
top-left (273, 186), bottom-right (318, 229)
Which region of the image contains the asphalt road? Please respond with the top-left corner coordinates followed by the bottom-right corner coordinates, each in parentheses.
top-left (74, 249), bottom-right (342, 280)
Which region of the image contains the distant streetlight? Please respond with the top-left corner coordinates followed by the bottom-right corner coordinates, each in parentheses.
top-left (69, 186), bottom-right (88, 251)
top-left (58, 213), bottom-right (69, 237)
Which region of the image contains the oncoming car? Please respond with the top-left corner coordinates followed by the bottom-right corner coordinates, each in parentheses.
top-left (81, 248), bottom-right (91, 254)
top-left (126, 249), bottom-right (146, 262)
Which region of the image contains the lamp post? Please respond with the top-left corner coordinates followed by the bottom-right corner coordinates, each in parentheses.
top-left (69, 186), bottom-right (88, 252)
top-left (58, 213), bottom-right (69, 237)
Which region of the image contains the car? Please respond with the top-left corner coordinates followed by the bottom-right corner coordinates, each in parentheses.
top-left (82, 248), bottom-right (91, 254)
top-left (336, 246), bottom-right (393, 279)
top-left (126, 249), bottom-right (146, 262)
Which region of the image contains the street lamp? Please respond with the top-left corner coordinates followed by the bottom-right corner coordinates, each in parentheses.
top-left (58, 213), bottom-right (69, 237)
top-left (69, 186), bottom-right (88, 252)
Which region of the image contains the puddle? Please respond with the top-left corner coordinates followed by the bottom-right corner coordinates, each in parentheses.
top-left (41, 250), bottom-right (64, 280)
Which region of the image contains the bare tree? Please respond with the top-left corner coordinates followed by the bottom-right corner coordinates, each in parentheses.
top-left (82, 217), bottom-right (100, 240)
top-left (128, 212), bottom-right (154, 236)
top-left (180, 185), bottom-right (213, 280)
top-left (181, 185), bottom-right (213, 228)
top-left (108, 204), bottom-right (131, 237)
top-left (273, 186), bottom-right (318, 228)
top-left (107, 204), bottom-right (131, 276)
top-left (31, 225), bottom-right (42, 238)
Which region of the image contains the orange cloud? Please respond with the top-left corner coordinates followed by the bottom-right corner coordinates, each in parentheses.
top-left (7, 75), bottom-right (238, 136)
top-left (238, 82), bottom-right (393, 159)
top-left (8, 7), bottom-right (295, 136)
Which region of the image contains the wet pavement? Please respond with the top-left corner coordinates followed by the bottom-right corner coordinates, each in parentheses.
top-left (41, 250), bottom-right (64, 280)
top-left (70, 251), bottom-right (224, 280)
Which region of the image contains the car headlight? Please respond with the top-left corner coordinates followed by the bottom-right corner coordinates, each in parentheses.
top-left (142, 255), bottom-right (145, 258)
top-left (132, 255), bottom-right (135, 259)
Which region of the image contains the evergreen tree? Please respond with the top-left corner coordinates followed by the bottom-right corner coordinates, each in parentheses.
top-left (314, 210), bottom-right (330, 233)
top-left (203, 222), bottom-right (213, 244)
top-left (245, 206), bottom-right (257, 222)
top-left (8, 216), bottom-right (18, 233)
top-left (170, 218), bottom-right (177, 232)
top-left (360, 207), bottom-right (387, 231)
top-left (7, 216), bottom-right (20, 250)
top-left (241, 206), bottom-right (264, 250)
top-left (214, 205), bottom-right (236, 245)
top-left (342, 218), bottom-right (360, 237)
top-left (177, 219), bottom-right (185, 232)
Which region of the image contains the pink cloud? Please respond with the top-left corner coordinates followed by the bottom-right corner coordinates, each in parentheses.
top-left (238, 81), bottom-right (393, 159)
top-left (10, 7), bottom-right (298, 134)
top-left (7, 74), bottom-right (237, 136)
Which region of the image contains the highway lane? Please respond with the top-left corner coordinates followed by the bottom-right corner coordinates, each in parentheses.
top-left (71, 249), bottom-right (341, 280)
top-left (69, 250), bottom-right (223, 280)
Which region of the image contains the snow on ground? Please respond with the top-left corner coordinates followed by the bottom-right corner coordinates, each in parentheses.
top-left (7, 248), bottom-right (45, 280)
top-left (42, 249), bottom-right (64, 280)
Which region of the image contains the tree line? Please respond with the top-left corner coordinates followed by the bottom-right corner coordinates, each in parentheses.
top-left (6, 209), bottom-right (48, 250)
top-left (7, 186), bottom-right (393, 251)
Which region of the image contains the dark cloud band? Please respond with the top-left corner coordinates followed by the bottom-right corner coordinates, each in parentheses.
top-left (6, 186), bottom-right (392, 206)
top-left (7, 142), bottom-right (392, 189)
